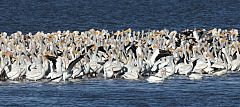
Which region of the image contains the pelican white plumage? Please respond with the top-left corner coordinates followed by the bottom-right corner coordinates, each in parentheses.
top-left (151, 57), bottom-right (168, 72)
top-left (211, 43), bottom-right (226, 70)
top-left (25, 55), bottom-right (46, 81)
top-left (103, 49), bottom-right (123, 78)
top-left (104, 60), bottom-right (123, 78)
top-left (122, 65), bottom-right (139, 80)
top-left (122, 68), bottom-right (139, 80)
top-left (175, 42), bottom-right (193, 75)
top-left (0, 53), bottom-right (9, 79)
top-left (164, 57), bottom-right (176, 77)
top-left (230, 43), bottom-right (240, 71)
top-left (176, 61), bottom-right (193, 76)
top-left (88, 45), bottom-right (104, 76)
top-left (150, 46), bottom-right (160, 66)
top-left (212, 53), bottom-right (228, 76)
top-left (211, 61), bottom-right (225, 69)
top-left (192, 58), bottom-right (207, 74)
top-left (84, 62), bottom-right (91, 77)
top-left (189, 73), bottom-right (203, 80)
top-left (62, 54), bottom-right (85, 81)
top-left (6, 57), bottom-right (22, 80)
top-left (193, 29), bottom-right (199, 42)
top-left (213, 69), bottom-right (227, 76)
top-left (203, 56), bottom-right (214, 74)
top-left (71, 66), bottom-right (84, 79)
top-left (50, 56), bottom-right (63, 82)
top-left (146, 76), bottom-right (165, 83)
top-left (88, 61), bottom-right (103, 77)
top-left (20, 55), bottom-right (32, 78)
top-left (121, 52), bottom-right (140, 80)
top-left (103, 61), bottom-right (114, 78)
top-left (147, 59), bottom-right (168, 83)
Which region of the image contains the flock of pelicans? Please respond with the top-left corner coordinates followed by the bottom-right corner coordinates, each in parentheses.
top-left (0, 28), bottom-right (239, 83)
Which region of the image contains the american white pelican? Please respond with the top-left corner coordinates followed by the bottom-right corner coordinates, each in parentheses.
top-left (230, 43), bottom-right (240, 71)
top-left (203, 56), bottom-right (214, 74)
top-left (63, 54), bottom-right (85, 81)
top-left (121, 53), bottom-right (139, 80)
top-left (121, 67), bottom-right (139, 80)
top-left (6, 57), bottom-right (22, 80)
top-left (50, 56), bottom-right (63, 82)
top-left (146, 76), bottom-right (165, 83)
top-left (189, 73), bottom-right (203, 80)
top-left (212, 53), bottom-right (228, 76)
top-left (25, 55), bottom-right (45, 81)
top-left (175, 42), bottom-right (193, 75)
top-left (71, 66), bottom-right (84, 79)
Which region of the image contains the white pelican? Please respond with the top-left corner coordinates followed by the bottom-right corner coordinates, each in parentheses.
top-left (203, 55), bottom-right (214, 74)
top-left (121, 53), bottom-right (139, 80)
top-left (122, 64), bottom-right (139, 80)
top-left (189, 73), bottom-right (203, 80)
top-left (191, 46), bottom-right (207, 74)
top-left (104, 60), bottom-right (123, 78)
top-left (211, 59), bottom-right (225, 69)
top-left (103, 61), bottom-right (114, 78)
top-left (71, 66), bottom-right (84, 79)
top-left (103, 49), bottom-right (123, 78)
top-left (62, 54), bottom-right (85, 81)
top-left (146, 76), bottom-right (165, 83)
top-left (6, 57), bottom-right (22, 80)
top-left (50, 56), bottom-right (63, 82)
top-left (175, 42), bottom-right (193, 75)
top-left (25, 55), bottom-right (46, 81)
top-left (146, 57), bottom-right (168, 83)
top-left (122, 67), bottom-right (139, 80)
top-left (230, 43), bottom-right (240, 71)
top-left (193, 29), bottom-right (200, 42)
top-left (212, 53), bottom-right (228, 76)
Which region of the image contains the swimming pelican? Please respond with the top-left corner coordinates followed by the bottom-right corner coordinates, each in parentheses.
top-left (212, 53), bottom-right (228, 76)
top-left (63, 54), bottom-right (85, 81)
top-left (6, 56), bottom-right (22, 80)
top-left (71, 66), bottom-right (84, 79)
top-left (122, 53), bottom-right (139, 80)
top-left (203, 54), bottom-right (214, 74)
top-left (189, 73), bottom-right (203, 80)
top-left (146, 75), bottom-right (165, 83)
top-left (50, 56), bottom-right (63, 82)
top-left (25, 54), bottom-right (46, 81)
top-left (230, 42), bottom-right (240, 71)
top-left (103, 49), bottom-right (123, 78)
top-left (175, 42), bottom-right (193, 75)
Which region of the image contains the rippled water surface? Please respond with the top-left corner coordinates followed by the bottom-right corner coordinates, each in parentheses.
top-left (0, 0), bottom-right (240, 106)
top-left (1, 73), bottom-right (240, 107)
top-left (0, 0), bottom-right (240, 33)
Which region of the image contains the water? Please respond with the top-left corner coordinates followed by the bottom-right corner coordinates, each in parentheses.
top-left (1, 73), bottom-right (240, 107)
top-left (0, 0), bottom-right (240, 33)
top-left (0, 0), bottom-right (240, 106)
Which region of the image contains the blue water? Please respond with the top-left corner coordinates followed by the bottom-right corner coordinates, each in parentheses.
top-left (0, 0), bottom-right (240, 106)
top-left (0, 0), bottom-right (240, 33)
top-left (1, 73), bottom-right (240, 107)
